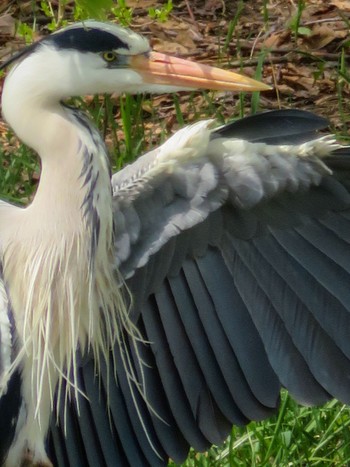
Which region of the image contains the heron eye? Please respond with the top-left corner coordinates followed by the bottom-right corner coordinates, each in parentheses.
top-left (102, 52), bottom-right (117, 62)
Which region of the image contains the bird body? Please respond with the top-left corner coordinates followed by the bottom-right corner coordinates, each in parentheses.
top-left (1, 20), bottom-right (350, 467)
top-left (0, 51), bottom-right (121, 467)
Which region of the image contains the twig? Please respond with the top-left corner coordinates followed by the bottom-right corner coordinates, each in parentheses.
top-left (184, 0), bottom-right (196, 24)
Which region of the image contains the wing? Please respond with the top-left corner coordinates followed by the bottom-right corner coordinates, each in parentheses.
top-left (48, 110), bottom-right (350, 466)
top-left (0, 264), bottom-right (22, 465)
top-left (112, 109), bottom-right (335, 279)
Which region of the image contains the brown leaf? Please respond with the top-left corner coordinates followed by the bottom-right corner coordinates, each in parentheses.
top-left (157, 19), bottom-right (188, 31)
top-left (0, 14), bottom-right (16, 36)
top-left (152, 39), bottom-right (190, 54)
top-left (175, 30), bottom-right (196, 50)
top-left (263, 30), bottom-right (290, 49)
top-left (302, 24), bottom-right (340, 50)
top-left (283, 75), bottom-right (318, 94)
top-left (126, 0), bottom-right (156, 7)
top-left (330, 0), bottom-right (350, 11)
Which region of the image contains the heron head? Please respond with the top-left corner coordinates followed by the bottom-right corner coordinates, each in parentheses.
top-left (1, 20), bottom-right (270, 101)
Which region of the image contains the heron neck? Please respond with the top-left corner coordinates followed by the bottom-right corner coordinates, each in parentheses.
top-left (1, 59), bottom-right (101, 174)
top-left (31, 106), bottom-right (112, 235)
top-left (12, 101), bottom-right (88, 217)
top-left (2, 60), bottom-right (64, 153)
top-left (2, 67), bottom-right (113, 254)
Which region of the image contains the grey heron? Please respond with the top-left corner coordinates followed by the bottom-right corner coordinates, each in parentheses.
top-left (0, 19), bottom-right (350, 467)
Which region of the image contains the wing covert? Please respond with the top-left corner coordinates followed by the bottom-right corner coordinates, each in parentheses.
top-left (112, 111), bottom-right (339, 280)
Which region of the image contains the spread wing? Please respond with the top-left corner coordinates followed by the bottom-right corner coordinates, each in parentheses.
top-left (48, 110), bottom-right (350, 466)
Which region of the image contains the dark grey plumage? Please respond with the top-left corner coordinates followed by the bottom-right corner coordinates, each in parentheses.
top-left (42, 110), bottom-right (350, 466)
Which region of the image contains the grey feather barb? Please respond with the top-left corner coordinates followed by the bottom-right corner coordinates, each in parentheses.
top-left (1, 19), bottom-right (350, 467)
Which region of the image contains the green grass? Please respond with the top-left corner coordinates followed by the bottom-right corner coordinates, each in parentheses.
top-left (1, 1), bottom-right (350, 466)
top-left (171, 393), bottom-right (350, 466)
top-left (0, 139), bottom-right (38, 204)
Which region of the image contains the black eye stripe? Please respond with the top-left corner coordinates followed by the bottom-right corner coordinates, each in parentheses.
top-left (48, 28), bottom-right (130, 53)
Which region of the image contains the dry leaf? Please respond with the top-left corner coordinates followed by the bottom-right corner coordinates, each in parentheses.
top-left (263, 30), bottom-right (290, 49)
top-left (330, 0), bottom-right (350, 11)
top-left (302, 24), bottom-right (341, 50)
top-left (152, 39), bottom-right (189, 54)
top-left (175, 30), bottom-right (196, 49)
top-left (126, 0), bottom-right (156, 7)
top-left (0, 14), bottom-right (16, 36)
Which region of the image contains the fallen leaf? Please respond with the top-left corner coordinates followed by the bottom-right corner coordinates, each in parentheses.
top-left (152, 39), bottom-right (190, 54)
top-left (0, 14), bottom-right (16, 36)
top-left (302, 24), bottom-right (341, 50)
top-left (330, 0), bottom-right (350, 11)
top-left (263, 30), bottom-right (290, 49)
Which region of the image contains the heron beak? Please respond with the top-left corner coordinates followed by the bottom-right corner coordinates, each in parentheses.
top-left (130, 51), bottom-right (271, 92)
